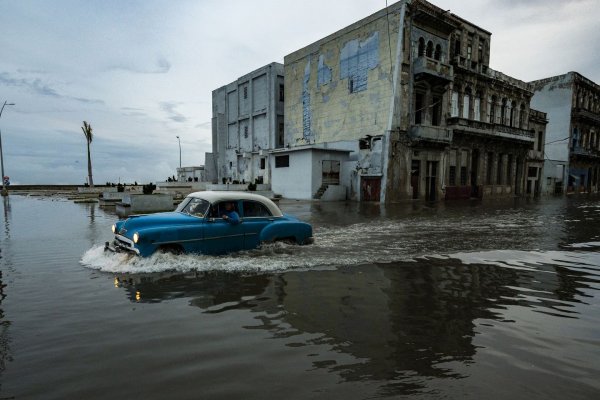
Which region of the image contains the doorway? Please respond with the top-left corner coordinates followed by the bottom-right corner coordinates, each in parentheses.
top-left (471, 149), bottom-right (479, 197)
top-left (411, 160), bottom-right (420, 199)
top-left (425, 161), bottom-right (438, 202)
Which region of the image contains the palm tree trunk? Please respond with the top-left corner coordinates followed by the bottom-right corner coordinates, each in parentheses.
top-left (87, 141), bottom-right (94, 187)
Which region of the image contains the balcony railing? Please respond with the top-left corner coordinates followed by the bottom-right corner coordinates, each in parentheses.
top-left (409, 125), bottom-right (453, 143)
top-left (572, 107), bottom-right (600, 124)
top-left (447, 117), bottom-right (534, 142)
top-left (413, 56), bottom-right (453, 83)
top-left (571, 146), bottom-right (600, 158)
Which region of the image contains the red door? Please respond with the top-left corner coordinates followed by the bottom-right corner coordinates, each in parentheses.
top-left (361, 177), bottom-right (381, 201)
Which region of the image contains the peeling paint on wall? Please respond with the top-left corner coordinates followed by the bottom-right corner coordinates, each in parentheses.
top-left (317, 54), bottom-right (332, 88)
top-left (340, 32), bottom-right (379, 92)
top-left (303, 58), bottom-right (312, 140)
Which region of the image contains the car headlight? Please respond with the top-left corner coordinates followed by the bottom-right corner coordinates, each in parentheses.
top-left (112, 224), bottom-right (116, 234)
top-left (133, 232), bottom-right (140, 243)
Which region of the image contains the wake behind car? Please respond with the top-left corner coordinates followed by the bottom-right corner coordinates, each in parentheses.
top-left (105, 191), bottom-right (314, 257)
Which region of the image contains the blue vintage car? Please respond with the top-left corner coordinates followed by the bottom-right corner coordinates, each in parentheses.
top-left (106, 191), bottom-right (314, 257)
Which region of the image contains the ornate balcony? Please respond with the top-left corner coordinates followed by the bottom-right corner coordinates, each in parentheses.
top-left (413, 56), bottom-right (453, 84)
top-left (409, 125), bottom-right (453, 143)
top-left (447, 117), bottom-right (534, 143)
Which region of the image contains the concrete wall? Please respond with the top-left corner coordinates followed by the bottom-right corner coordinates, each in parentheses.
top-left (212, 62), bottom-right (284, 185)
top-left (530, 76), bottom-right (573, 164)
top-left (271, 151), bottom-right (313, 199)
top-left (284, 7), bottom-right (400, 146)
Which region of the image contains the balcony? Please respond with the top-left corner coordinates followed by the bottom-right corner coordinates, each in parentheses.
top-left (413, 56), bottom-right (453, 84)
top-left (409, 125), bottom-right (453, 144)
top-left (447, 117), bottom-right (534, 143)
top-left (572, 107), bottom-right (600, 124)
top-left (571, 146), bottom-right (600, 159)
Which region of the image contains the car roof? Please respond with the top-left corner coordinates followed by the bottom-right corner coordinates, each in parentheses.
top-left (187, 191), bottom-right (283, 217)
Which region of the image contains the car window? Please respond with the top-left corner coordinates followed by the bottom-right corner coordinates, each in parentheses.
top-left (209, 202), bottom-right (240, 218)
top-left (181, 198), bottom-right (210, 217)
top-left (242, 200), bottom-right (272, 218)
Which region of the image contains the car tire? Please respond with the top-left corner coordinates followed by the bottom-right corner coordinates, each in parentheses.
top-left (159, 244), bottom-right (183, 255)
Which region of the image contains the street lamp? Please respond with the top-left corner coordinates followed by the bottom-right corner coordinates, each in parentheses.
top-left (176, 136), bottom-right (181, 168)
top-left (0, 101), bottom-right (16, 197)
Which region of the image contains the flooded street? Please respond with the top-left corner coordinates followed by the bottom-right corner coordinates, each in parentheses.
top-left (1, 194), bottom-right (599, 399)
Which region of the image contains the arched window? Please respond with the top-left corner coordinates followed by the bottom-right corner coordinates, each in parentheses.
top-left (510, 101), bottom-right (517, 127)
top-left (501, 98), bottom-right (508, 125)
top-left (451, 91), bottom-right (459, 117)
top-left (519, 103), bottom-right (526, 128)
top-left (473, 91), bottom-right (482, 121)
top-left (463, 88), bottom-right (471, 119)
top-left (426, 41), bottom-right (433, 58)
top-left (434, 44), bottom-right (442, 61)
top-left (418, 38), bottom-right (425, 57)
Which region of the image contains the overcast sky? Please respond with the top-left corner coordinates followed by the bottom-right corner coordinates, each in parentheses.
top-left (0, 0), bottom-right (597, 185)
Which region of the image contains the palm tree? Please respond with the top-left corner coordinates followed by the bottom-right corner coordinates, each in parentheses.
top-left (81, 121), bottom-right (94, 187)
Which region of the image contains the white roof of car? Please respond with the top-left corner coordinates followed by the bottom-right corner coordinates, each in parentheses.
top-left (187, 191), bottom-right (283, 217)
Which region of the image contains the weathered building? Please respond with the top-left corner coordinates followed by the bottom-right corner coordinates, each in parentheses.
top-left (530, 72), bottom-right (600, 195)
top-left (284, 0), bottom-right (546, 201)
top-left (210, 63), bottom-right (285, 185)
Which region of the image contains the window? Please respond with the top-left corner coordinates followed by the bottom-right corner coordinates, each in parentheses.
top-left (451, 91), bottom-right (459, 117)
top-left (275, 155), bottom-right (289, 168)
top-left (473, 94), bottom-right (481, 121)
top-left (432, 96), bottom-right (442, 126)
top-left (279, 84), bottom-right (284, 102)
top-left (243, 201), bottom-right (272, 218)
top-left (537, 131), bottom-right (543, 151)
top-left (478, 41), bottom-right (484, 61)
top-left (454, 39), bottom-right (461, 56)
top-left (260, 158), bottom-right (266, 170)
top-left (434, 44), bottom-right (442, 61)
top-left (467, 43), bottom-right (472, 60)
top-left (460, 166), bottom-right (467, 186)
top-left (348, 78), bottom-right (355, 93)
top-left (415, 92), bottom-right (424, 124)
top-left (278, 122), bottom-right (284, 147)
top-left (243, 86), bottom-right (248, 99)
top-left (244, 126), bottom-right (249, 139)
top-left (449, 166), bottom-right (456, 186)
top-left (418, 38), bottom-right (425, 56)
top-left (507, 155), bottom-right (513, 183)
top-left (462, 90), bottom-right (471, 119)
top-left (426, 41), bottom-right (433, 58)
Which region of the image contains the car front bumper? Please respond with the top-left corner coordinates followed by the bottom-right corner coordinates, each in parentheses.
top-left (104, 235), bottom-right (140, 255)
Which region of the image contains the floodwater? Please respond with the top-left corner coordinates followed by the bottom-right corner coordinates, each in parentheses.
top-left (1, 194), bottom-right (599, 399)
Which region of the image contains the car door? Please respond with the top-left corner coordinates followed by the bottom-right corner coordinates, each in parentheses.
top-left (241, 200), bottom-right (274, 249)
top-left (203, 201), bottom-right (245, 254)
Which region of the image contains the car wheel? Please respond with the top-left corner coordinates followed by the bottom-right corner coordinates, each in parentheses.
top-left (159, 244), bottom-right (183, 255)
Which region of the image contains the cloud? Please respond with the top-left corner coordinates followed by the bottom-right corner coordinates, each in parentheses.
top-left (107, 56), bottom-right (171, 74)
top-left (160, 102), bottom-right (187, 123)
top-left (0, 72), bottom-right (104, 105)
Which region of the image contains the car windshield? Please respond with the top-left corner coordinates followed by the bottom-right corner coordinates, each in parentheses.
top-left (179, 198), bottom-right (210, 217)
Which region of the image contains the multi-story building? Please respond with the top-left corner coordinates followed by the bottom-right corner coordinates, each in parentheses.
top-left (283, 0), bottom-right (546, 201)
top-left (530, 72), bottom-right (600, 195)
top-left (209, 62), bottom-right (285, 185)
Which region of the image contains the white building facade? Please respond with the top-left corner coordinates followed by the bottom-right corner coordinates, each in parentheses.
top-left (210, 63), bottom-right (285, 185)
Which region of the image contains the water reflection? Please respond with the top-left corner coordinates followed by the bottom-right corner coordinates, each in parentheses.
top-left (112, 249), bottom-right (595, 396)
top-left (1, 196), bottom-right (10, 239)
top-left (0, 270), bottom-right (11, 384)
